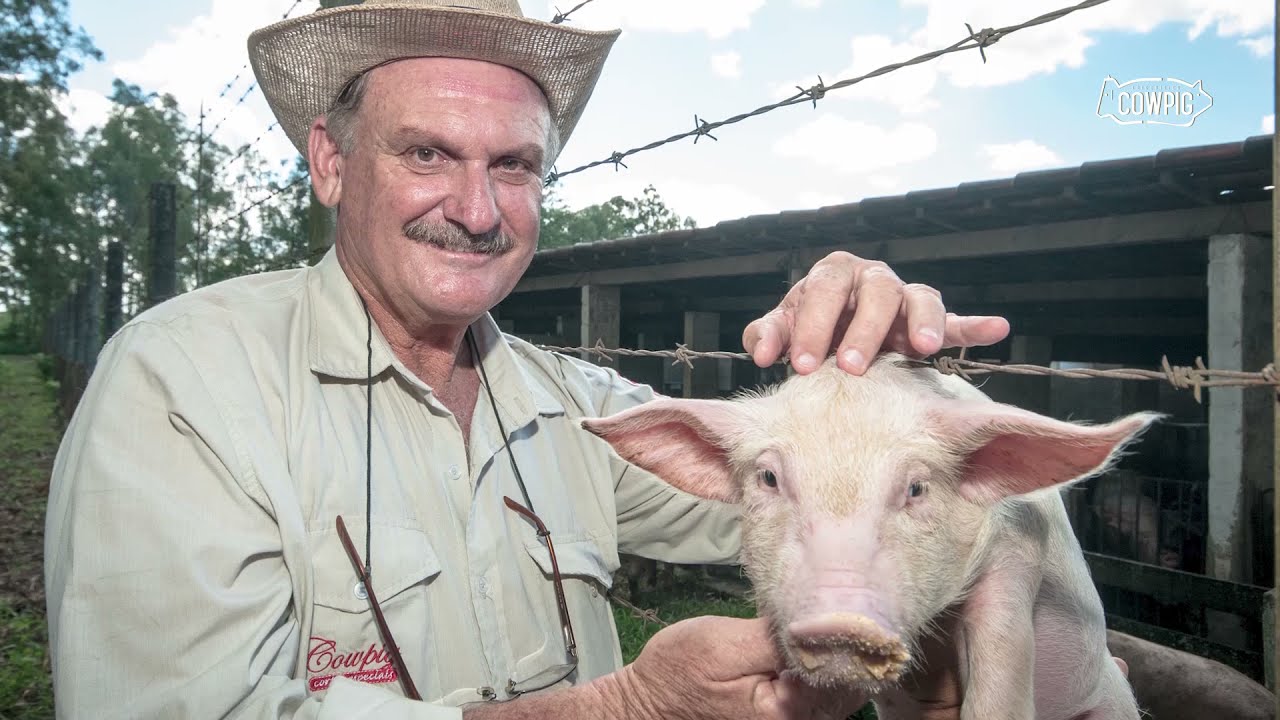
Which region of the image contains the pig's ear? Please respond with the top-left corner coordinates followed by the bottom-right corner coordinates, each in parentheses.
top-left (929, 402), bottom-right (1162, 504)
top-left (580, 398), bottom-right (748, 503)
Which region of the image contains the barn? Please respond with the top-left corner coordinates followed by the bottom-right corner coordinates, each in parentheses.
top-left (495, 133), bottom-right (1276, 683)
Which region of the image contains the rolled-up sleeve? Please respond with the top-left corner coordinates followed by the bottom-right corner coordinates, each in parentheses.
top-left (43, 321), bottom-right (463, 719)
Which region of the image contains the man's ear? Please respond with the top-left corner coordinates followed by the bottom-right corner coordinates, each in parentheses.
top-left (308, 116), bottom-right (343, 208)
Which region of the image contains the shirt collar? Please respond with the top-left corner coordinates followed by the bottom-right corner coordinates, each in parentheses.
top-left (306, 246), bottom-right (563, 419)
top-left (307, 246), bottom-right (398, 380)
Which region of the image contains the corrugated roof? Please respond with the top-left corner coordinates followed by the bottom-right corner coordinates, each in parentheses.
top-left (524, 134), bottom-right (1273, 276)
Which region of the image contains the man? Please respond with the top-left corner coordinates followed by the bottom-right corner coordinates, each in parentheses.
top-left (44, 1), bottom-right (1013, 718)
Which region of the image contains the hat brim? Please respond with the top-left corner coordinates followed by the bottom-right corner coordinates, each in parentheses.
top-left (248, 4), bottom-right (620, 164)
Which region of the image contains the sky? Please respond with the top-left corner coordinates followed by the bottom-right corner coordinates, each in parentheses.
top-left (60, 0), bottom-right (1275, 229)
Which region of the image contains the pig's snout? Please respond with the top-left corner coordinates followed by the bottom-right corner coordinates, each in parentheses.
top-left (785, 612), bottom-right (910, 689)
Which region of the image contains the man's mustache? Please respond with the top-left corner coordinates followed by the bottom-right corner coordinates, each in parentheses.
top-left (403, 219), bottom-right (513, 255)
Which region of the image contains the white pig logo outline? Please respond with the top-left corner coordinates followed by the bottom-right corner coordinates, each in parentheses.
top-left (583, 354), bottom-right (1155, 720)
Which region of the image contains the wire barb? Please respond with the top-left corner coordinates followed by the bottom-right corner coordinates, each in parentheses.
top-left (607, 592), bottom-right (670, 628)
top-left (692, 115), bottom-right (718, 144)
top-left (964, 22), bottom-right (998, 63)
top-left (551, 0), bottom-right (597, 25)
top-left (796, 75), bottom-right (826, 108)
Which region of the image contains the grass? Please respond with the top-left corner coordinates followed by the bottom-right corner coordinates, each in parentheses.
top-left (0, 354), bottom-right (59, 720)
top-left (612, 577), bottom-right (878, 719)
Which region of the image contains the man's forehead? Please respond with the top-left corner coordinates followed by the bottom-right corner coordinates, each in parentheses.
top-left (365, 56), bottom-right (551, 109)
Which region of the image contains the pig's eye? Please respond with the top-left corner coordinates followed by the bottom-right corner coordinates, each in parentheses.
top-left (758, 470), bottom-right (779, 489)
top-left (908, 480), bottom-right (927, 499)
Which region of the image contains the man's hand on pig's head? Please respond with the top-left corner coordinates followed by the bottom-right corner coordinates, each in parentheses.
top-left (742, 251), bottom-right (1010, 376)
top-left (582, 354), bottom-right (1159, 699)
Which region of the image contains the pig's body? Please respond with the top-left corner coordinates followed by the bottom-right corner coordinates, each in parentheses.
top-left (584, 355), bottom-right (1152, 720)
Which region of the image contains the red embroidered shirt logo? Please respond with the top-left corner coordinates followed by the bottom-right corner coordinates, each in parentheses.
top-left (307, 636), bottom-right (400, 692)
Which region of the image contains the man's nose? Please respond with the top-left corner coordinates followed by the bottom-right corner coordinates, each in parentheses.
top-left (442, 164), bottom-right (501, 236)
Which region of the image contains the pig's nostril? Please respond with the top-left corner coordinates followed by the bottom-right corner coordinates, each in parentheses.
top-left (787, 612), bottom-right (911, 684)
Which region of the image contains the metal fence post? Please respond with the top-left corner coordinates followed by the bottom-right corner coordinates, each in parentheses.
top-left (148, 181), bottom-right (177, 307)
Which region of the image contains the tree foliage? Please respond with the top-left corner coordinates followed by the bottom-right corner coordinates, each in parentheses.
top-left (0, 0), bottom-right (100, 345)
top-left (539, 184), bottom-right (696, 249)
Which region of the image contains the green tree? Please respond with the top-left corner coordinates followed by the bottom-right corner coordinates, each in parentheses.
top-left (539, 183), bottom-right (696, 249)
top-left (0, 0), bottom-right (101, 347)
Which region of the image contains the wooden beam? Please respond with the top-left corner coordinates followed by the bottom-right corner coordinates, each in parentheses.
top-left (1003, 315), bottom-right (1203, 337)
top-left (515, 203), bottom-right (1269, 292)
top-left (1085, 551), bottom-right (1267, 618)
top-left (506, 276), bottom-right (1209, 319)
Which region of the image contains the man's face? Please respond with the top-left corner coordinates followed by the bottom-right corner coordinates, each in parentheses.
top-left (319, 57), bottom-right (552, 330)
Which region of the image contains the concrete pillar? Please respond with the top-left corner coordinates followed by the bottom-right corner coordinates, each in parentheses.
top-left (1206, 234), bottom-right (1274, 650)
top-left (580, 284), bottom-right (620, 366)
top-left (1207, 234), bottom-right (1274, 586)
top-left (683, 311), bottom-right (720, 398)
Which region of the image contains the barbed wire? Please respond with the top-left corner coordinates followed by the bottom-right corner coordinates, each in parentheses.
top-left (551, 0), bottom-right (599, 24)
top-left (207, 175), bottom-right (309, 232)
top-left (608, 592), bottom-right (671, 628)
top-left (545, 0), bottom-right (1111, 184)
top-left (532, 342), bottom-right (1279, 404)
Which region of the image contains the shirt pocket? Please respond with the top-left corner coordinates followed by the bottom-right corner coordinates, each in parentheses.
top-left (510, 533), bottom-right (620, 685)
top-left (306, 519), bottom-right (443, 696)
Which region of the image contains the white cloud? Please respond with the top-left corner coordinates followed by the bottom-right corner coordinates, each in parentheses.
top-left (904, 0), bottom-right (1273, 89)
top-left (773, 35), bottom-right (939, 113)
top-left (55, 88), bottom-right (114, 135)
top-left (1240, 34), bottom-right (1274, 56)
top-left (772, 113), bottom-right (938, 175)
top-left (110, 0), bottom-right (305, 178)
top-left (981, 140), bottom-right (1062, 173)
top-left (1264, 115), bottom-right (1275, 134)
top-left (711, 51), bottom-right (742, 78)
top-left (776, 1), bottom-right (1273, 113)
top-left (545, 0), bottom-right (766, 39)
top-left (794, 191), bottom-right (845, 208)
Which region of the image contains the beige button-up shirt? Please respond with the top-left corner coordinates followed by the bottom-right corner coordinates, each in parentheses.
top-left (45, 248), bottom-right (742, 718)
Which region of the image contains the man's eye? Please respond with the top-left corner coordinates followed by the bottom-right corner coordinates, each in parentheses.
top-left (414, 148), bottom-right (438, 163)
top-left (499, 158), bottom-right (527, 172)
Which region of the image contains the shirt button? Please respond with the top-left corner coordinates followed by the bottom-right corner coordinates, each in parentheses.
top-left (448, 464), bottom-right (461, 479)
top-left (353, 582), bottom-right (368, 601)
top-left (477, 577), bottom-right (489, 597)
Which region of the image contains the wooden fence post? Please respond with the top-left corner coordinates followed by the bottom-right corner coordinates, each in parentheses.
top-left (1271, 11), bottom-right (1278, 703)
top-left (105, 240), bottom-right (124, 337)
top-left (79, 268), bottom-right (102, 369)
top-left (148, 182), bottom-right (177, 307)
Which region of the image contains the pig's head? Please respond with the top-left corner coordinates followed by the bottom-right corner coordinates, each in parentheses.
top-left (582, 354), bottom-right (1159, 692)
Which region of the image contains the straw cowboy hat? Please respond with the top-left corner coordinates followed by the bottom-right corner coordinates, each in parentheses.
top-left (247, 0), bottom-right (621, 163)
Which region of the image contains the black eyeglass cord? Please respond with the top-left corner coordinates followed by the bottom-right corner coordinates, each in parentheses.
top-left (360, 296), bottom-right (373, 585)
top-left (357, 309), bottom-right (543, 589)
top-left (466, 328), bottom-right (539, 522)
